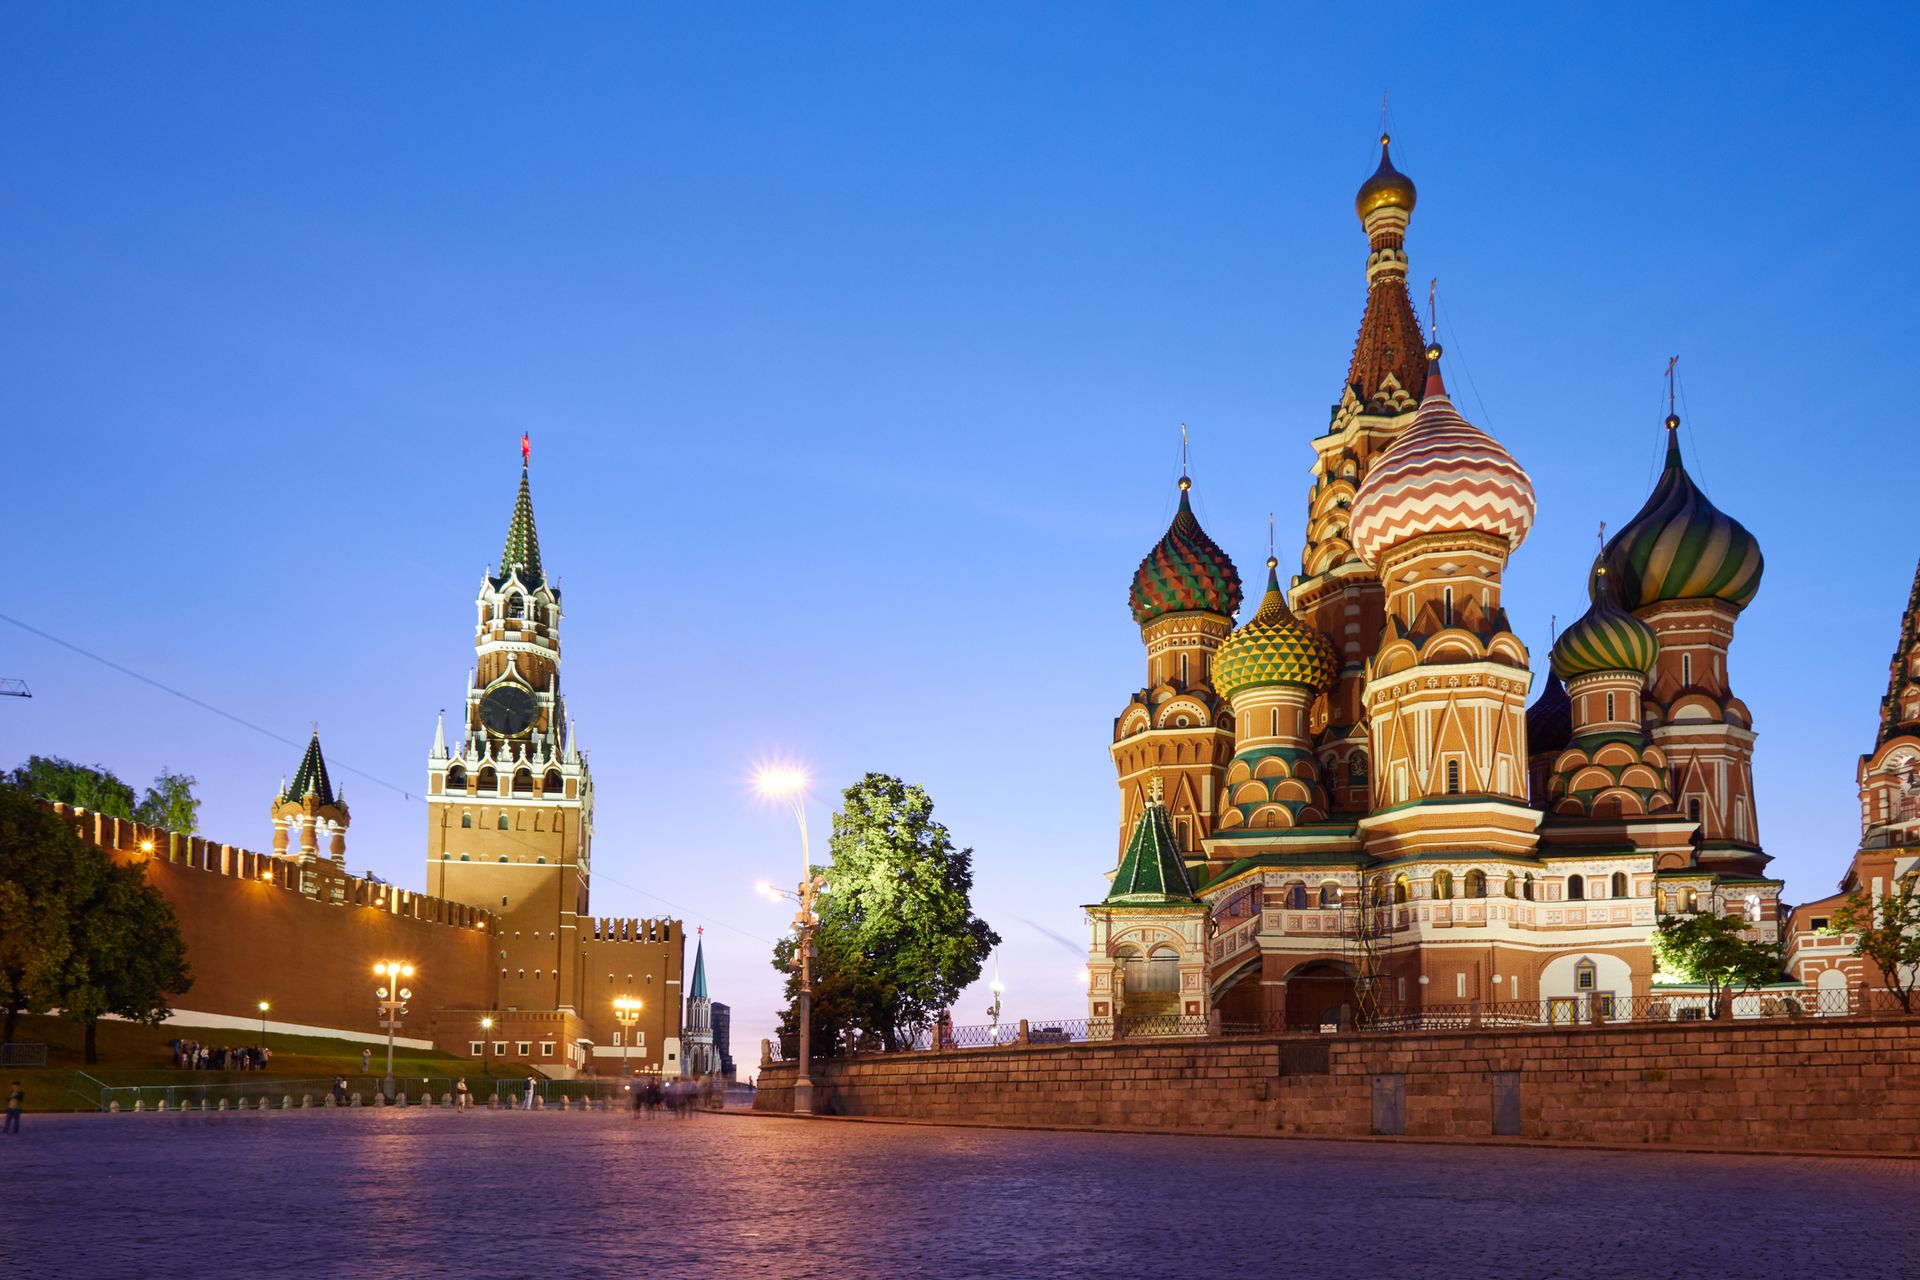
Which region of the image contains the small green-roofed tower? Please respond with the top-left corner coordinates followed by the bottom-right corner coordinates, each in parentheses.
top-left (1105, 778), bottom-right (1196, 903)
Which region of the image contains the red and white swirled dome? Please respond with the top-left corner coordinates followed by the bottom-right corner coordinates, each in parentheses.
top-left (1348, 356), bottom-right (1536, 569)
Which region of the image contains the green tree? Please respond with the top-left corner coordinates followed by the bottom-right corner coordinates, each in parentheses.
top-left (1825, 876), bottom-right (1920, 1013)
top-left (5, 756), bottom-right (138, 819)
top-left (135, 769), bottom-right (200, 834)
top-left (0, 785), bottom-right (104, 1044)
top-left (1653, 911), bottom-right (1783, 1017)
top-left (5, 757), bottom-right (201, 834)
top-left (60, 857), bottom-right (192, 1064)
top-left (773, 774), bottom-right (999, 1053)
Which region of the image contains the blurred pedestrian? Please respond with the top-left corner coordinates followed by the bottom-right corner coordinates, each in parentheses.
top-left (3, 1080), bottom-right (22, 1133)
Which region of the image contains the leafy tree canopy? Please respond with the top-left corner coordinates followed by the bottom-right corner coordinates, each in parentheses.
top-left (1826, 875), bottom-right (1920, 1013)
top-left (0, 783), bottom-right (192, 1055)
top-left (4, 756), bottom-right (200, 833)
top-left (773, 773), bottom-right (999, 1054)
top-left (1653, 911), bottom-right (1782, 1014)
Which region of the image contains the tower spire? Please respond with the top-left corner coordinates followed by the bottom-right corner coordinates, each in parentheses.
top-left (1878, 554), bottom-right (1920, 746)
top-left (498, 440), bottom-right (544, 587)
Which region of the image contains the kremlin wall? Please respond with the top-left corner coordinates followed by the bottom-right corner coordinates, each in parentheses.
top-left (48, 800), bottom-right (686, 1076)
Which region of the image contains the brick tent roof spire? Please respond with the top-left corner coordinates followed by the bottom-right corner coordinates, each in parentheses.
top-left (283, 728), bottom-right (336, 807)
top-left (1878, 554), bottom-right (1920, 745)
top-left (496, 443), bottom-right (544, 588)
top-left (1345, 133), bottom-right (1428, 411)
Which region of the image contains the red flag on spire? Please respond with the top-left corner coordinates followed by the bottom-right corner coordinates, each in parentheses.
top-left (521, 433), bottom-right (531, 464)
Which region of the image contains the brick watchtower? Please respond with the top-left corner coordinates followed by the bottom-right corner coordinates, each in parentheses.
top-left (425, 441), bottom-right (595, 1020)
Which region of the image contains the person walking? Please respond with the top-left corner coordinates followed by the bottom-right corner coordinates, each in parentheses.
top-left (361, 1047), bottom-right (371, 1075)
top-left (3, 1081), bottom-right (23, 1134)
top-left (523, 1075), bottom-right (535, 1110)
top-left (455, 1077), bottom-right (470, 1112)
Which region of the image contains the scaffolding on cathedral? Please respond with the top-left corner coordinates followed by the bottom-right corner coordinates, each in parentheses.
top-left (1340, 881), bottom-right (1395, 1027)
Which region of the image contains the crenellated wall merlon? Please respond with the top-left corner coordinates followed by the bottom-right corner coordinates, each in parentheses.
top-left (45, 801), bottom-right (498, 935)
top-left (587, 916), bottom-right (676, 944)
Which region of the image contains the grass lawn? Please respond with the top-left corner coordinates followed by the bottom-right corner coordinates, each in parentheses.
top-left (4, 1015), bottom-right (542, 1111)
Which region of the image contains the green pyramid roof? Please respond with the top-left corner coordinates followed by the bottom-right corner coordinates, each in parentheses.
top-left (285, 731), bottom-right (336, 807)
top-left (1105, 787), bottom-right (1196, 903)
top-left (495, 462), bottom-right (544, 588)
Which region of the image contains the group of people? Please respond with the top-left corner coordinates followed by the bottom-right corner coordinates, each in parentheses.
top-left (629, 1076), bottom-right (714, 1117)
top-left (171, 1040), bottom-right (271, 1071)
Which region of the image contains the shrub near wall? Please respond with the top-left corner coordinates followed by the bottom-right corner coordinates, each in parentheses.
top-left (755, 1016), bottom-right (1920, 1153)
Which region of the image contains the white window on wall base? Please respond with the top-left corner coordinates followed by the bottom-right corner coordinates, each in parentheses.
top-left (469, 1042), bottom-right (483, 1056)
top-left (516, 1042), bottom-right (531, 1056)
top-left (541, 1043), bottom-right (555, 1058)
top-left (612, 1031), bottom-right (622, 1046)
top-left (493, 1042), bottom-right (507, 1055)
top-left (1455, 973), bottom-right (1466, 998)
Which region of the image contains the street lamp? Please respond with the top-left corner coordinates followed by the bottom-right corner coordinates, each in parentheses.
top-left (755, 767), bottom-right (824, 1114)
top-left (258, 1000), bottom-right (270, 1045)
top-left (613, 997), bottom-right (644, 1077)
top-left (479, 1015), bottom-right (495, 1080)
top-left (373, 961), bottom-right (414, 1100)
top-left (986, 958), bottom-right (1006, 1045)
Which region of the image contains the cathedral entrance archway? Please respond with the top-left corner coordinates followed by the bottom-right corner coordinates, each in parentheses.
top-left (1286, 960), bottom-right (1358, 1030)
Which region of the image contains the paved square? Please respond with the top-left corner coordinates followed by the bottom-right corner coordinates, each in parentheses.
top-left (1, 1110), bottom-right (1913, 1278)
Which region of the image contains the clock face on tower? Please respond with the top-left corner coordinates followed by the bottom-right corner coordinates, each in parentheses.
top-left (480, 683), bottom-right (537, 737)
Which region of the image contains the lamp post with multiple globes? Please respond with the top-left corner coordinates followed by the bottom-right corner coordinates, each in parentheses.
top-left (613, 997), bottom-right (644, 1076)
top-left (373, 961), bottom-right (414, 1100)
top-left (755, 767), bottom-right (824, 1115)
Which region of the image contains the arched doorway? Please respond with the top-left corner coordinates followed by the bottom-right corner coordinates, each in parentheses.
top-left (1285, 960), bottom-right (1358, 1030)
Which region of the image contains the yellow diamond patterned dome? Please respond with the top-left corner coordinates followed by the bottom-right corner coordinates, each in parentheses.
top-left (1213, 560), bottom-right (1338, 702)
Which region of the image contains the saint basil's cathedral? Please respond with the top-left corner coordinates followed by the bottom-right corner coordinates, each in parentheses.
top-left (1082, 135), bottom-right (1900, 1032)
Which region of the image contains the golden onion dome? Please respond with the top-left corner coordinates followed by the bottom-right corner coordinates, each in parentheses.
top-left (1212, 558), bottom-right (1338, 702)
top-left (1355, 133), bottom-right (1417, 221)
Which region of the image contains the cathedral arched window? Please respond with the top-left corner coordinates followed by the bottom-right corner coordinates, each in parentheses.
top-left (498, 816), bottom-right (509, 831)
top-left (1611, 871), bottom-right (1628, 898)
top-left (1605, 692), bottom-right (1617, 721)
top-left (1285, 882), bottom-right (1306, 909)
top-left (1568, 875), bottom-right (1584, 901)
top-left (513, 769), bottom-right (534, 795)
top-left (1465, 870), bottom-right (1487, 899)
top-left (1319, 882), bottom-right (1341, 908)
top-left (446, 765), bottom-right (466, 792)
top-left (544, 769), bottom-right (563, 795)
top-left (1503, 873), bottom-right (1517, 899)
top-left (461, 813), bottom-right (473, 829)
top-left (1432, 871), bottom-right (1453, 900)
top-left (477, 767), bottom-right (498, 794)
top-left (1523, 874), bottom-right (1536, 902)
top-left (507, 595), bottom-right (525, 620)
top-left (1392, 874), bottom-right (1410, 905)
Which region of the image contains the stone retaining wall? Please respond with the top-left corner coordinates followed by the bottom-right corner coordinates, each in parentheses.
top-left (754, 1016), bottom-right (1920, 1152)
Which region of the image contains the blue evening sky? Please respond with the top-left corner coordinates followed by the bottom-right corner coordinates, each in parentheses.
top-left (3, 4), bottom-right (1916, 1056)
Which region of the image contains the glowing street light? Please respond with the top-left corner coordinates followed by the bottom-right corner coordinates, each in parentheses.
top-left (479, 1015), bottom-right (495, 1079)
top-left (373, 961), bottom-right (415, 1100)
top-left (755, 764), bottom-right (825, 1113)
top-left (257, 1000), bottom-right (270, 1045)
top-left (613, 997), bottom-right (644, 1076)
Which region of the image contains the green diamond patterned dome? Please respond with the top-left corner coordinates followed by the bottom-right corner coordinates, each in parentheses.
top-left (1129, 478), bottom-right (1243, 625)
top-left (1602, 420), bottom-right (1763, 612)
top-left (1212, 560), bottom-right (1337, 701)
top-left (1553, 557), bottom-right (1658, 680)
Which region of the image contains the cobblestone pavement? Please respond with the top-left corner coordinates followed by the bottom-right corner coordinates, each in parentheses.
top-left (1, 1110), bottom-right (1914, 1279)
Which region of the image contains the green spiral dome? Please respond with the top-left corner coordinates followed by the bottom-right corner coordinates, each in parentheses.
top-left (1601, 421), bottom-right (1763, 612)
top-left (1212, 560), bottom-right (1338, 701)
top-left (1129, 479), bottom-right (1244, 625)
top-left (1553, 557), bottom-right (1659, 680)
